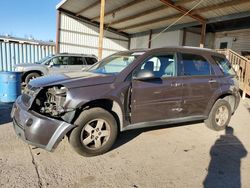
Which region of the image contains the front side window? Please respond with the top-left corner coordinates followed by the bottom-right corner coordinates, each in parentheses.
top-left (137, 54), bottom-right (176, 78)
top-left (50, 56), bottom-right (68, 66)
top-left (181, 54), bottom-right (213, 76)
top-left (213, 56), bottom-right (235, 76)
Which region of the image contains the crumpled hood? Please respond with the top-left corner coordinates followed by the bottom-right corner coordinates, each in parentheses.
top-left (29, 71), bottom-right (116, 88)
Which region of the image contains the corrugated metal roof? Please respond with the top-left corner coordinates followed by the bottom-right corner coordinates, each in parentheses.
top-left (0, 35), bottom-right (55, 46)
top-left (57, 0), bottom-right (250, 34)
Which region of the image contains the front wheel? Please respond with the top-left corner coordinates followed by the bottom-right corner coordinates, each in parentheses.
top-left (24, 72), bottom-right (40, 84)
top-left (69, 108), bottom-right (118, 157)
top-left (205, 99), bottom-right (232, 131)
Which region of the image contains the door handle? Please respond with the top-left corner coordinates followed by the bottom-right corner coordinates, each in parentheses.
top-left (171, 82), bottom-right (182, 87)
top-left (208, 79), bottom-right (217, 83)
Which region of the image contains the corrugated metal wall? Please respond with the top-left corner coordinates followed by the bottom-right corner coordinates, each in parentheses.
top-left (184, 31), bottom-right (200, 47)
top-left (59, 13), bottom-right (129, 58)
top-left (130, 30), bottom-right (183, 49)
top-left (0, 41), bottom-right (55, 71)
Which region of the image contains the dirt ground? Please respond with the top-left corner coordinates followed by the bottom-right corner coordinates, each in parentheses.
top-left (0, 99), bottom-right (250, 188)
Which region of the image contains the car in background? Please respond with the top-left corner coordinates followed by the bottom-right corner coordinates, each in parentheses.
top-left (14, 53), bottom-right (97, 84)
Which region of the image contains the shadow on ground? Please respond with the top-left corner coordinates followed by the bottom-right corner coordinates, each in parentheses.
top-left (203, 126), bottom-right (247, 188)
top-left (112, 120), bottom-right (202, 151)
top-left (0, 102), bottom-right (13, 125)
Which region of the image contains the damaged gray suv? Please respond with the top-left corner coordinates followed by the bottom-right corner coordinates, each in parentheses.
top-left (11, 47), bottom-right (240, 157)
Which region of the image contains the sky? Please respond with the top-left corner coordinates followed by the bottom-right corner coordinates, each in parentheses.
top-left (0, 0), bottom-right (61, 41)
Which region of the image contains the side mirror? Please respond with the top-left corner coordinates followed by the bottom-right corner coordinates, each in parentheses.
top-left (133, 69), bottom-right (155, 81)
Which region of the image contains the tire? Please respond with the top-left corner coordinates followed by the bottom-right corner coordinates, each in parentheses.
top-left (69, 107), bottom-right (118, 157)
top-left (205, 99), bottom-right (232, 131)
top-left (24, 72), bottom-right (40, 84)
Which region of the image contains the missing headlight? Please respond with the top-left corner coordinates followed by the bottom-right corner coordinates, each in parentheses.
top-left (34, 86), bottom-right (67, 117)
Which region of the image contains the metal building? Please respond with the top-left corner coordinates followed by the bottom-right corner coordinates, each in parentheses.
top-left (0, 36), bottom-right (55, 71)
top-left (56, 0), bottom-right (250, 58)
top-left (56, 0), bottom-right (250, 98)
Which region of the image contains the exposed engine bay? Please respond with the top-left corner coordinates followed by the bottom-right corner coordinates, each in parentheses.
top-left (33, 86), bottom-right (67, 117)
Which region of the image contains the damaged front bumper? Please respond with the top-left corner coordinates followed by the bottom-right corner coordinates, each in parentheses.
top-left (11, 96), bottom-right (75, 151)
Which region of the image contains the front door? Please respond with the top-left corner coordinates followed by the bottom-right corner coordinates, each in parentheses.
top-left (179, 53), bottom-right (220, 117)
top-left (48, 56), bottom-right (69, 74)
top-left (131, 53), bottom-right (183, 124)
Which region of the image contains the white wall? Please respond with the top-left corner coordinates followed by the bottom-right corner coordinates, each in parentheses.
top-left (130, 30), bottom-right (183, 49)
top-left (151, 30), bottom-right (183, 48)
top-left (214, 28), bottom-right (250, 54)
top-left (130, 35), bottom-right (149, 49)
top-left (185, 31), bottom-right (200, 47)
top-left (59, 13), bottom-right (129, 58)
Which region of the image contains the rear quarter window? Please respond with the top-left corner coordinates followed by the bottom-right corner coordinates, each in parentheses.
top-left (85, 57), bottom-right (97, 65)
top-left (212, 56), bottom-right (235, 76)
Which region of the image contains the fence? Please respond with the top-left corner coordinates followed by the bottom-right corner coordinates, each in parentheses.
top-left (216, 49), bottom-right (250, 99)
top-left (0, 39), bottom-right (55, 71)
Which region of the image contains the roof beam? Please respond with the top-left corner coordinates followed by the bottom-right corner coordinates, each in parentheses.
top-left (119, 13), bottom-right (182, 31)
top-left (76, 1), bottom-right (100, 16)
top-left (111, 6), bottom-right (166, 26)
top-left (119, 0), bottom-right (248, 31)
top-left (160, 0), bottom-right (205, 23)
top-left (91, 0), bottom-right (146, 21)
top-left (110, 0), bottom-right (195, 26)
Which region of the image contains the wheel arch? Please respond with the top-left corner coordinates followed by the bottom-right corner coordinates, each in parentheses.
top-left (22, 70), bottom-right (43, 82)
top-left (207, 93), bottom-right (236, 116)
top-left (72, 98), bottom-right (123, 132)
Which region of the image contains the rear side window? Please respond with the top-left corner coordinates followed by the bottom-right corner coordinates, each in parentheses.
top-left (68, 57), bottom-right (84, 65)
top-left (212, 56), bottom-right (235, 76)
top-left (181, 54), bottom-right (213, 76)
top-left (85, 57), bottom-right (97, 65)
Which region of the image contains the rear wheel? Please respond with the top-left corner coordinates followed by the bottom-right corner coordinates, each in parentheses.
top-left (69, 107), bottom-right (118, 157)
top-left (24, 72), bottom-right (40, 84)
top-left (205, 99), bottom-right (232, 131)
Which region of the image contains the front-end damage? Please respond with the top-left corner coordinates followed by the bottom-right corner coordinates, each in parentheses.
top-left (11, 84), bottom-right (76, 151)
top-left (32, 86), bottom-right (75, 121)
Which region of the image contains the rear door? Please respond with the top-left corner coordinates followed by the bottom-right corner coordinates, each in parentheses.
top-left (131, 52), bottom-right (183, 124)
top-left (67, 56), bottom-right (86, 72)
top-left (179, 53), bottom-right (221, 117)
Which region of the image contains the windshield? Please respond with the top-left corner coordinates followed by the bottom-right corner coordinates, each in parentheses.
top-left (36, 55), bottom-right (53, 64)
top-left (88, 52), bottom-right (144, 74)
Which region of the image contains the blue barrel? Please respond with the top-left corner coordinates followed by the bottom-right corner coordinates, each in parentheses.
top-left (0, 72), bottom-right (22, 103)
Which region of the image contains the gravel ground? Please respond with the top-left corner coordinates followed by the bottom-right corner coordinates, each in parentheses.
top-left (0, 99), bottom-right (250, 188)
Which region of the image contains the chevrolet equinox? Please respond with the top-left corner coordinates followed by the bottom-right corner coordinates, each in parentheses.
top-left (11, 47), bottom-right (240, 156)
